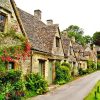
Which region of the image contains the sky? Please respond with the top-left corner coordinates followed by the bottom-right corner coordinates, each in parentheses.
top-left (15, 0), bottom-right (100, 36)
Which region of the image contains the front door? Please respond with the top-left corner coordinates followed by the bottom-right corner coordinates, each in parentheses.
top-left (48, 61), bottom-right (53, 84)
top-left (39, 60), bottom-right (45, 78)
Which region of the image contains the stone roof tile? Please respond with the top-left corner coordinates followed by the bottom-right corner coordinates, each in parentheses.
top-left (18, 8), bottom-right (57, 54)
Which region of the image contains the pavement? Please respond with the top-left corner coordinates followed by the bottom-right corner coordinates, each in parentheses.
top-left (28, 71), bottom-right (100, 100)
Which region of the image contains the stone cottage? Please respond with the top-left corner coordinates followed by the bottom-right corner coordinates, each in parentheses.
top-left (72, 42), bottom-right (87, 70)
top-left (84, 44), bottom-right (97, 64)
top-left (61, 31), bottom-right (78, 75)
top-left (0, 0), bottom-right (64, 84)
top-left (0, 0), bottom-right (31, 73)
top-left (18, 8), bottom-right (64, 84)
top-left (0, 0), bottom-right (98, 84)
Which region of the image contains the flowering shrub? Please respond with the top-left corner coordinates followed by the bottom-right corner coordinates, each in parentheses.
top-left (0, 29), bottom-right (31, 65)
top-left (0, 41), bottom-right (31, 62)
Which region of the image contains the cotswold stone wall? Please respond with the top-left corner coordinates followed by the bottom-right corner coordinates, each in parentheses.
top-left (0, 2), bottom-right (31, 74)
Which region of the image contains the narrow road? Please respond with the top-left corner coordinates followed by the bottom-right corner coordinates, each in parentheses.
top-left (30, 71), bottom-right (100, 100)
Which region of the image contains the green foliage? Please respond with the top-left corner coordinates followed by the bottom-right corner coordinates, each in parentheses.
top-left (78, 68), bottom-right (87, 75)
top-left (66, 25), bottom-right (85, 45)
top-left (93, 32), bottom-right (100, 46)
top-left (64, 25), bottom-right (93, 46)
top-left (0, 29), bottom-right (26, 42)
top-left (66, 25), bottom-right (84, 35)
top-left (86, 68), bottom-right (94, 74)
top-left (79, 61), bottom-right (97, 76)
top-left (84, 80), bottom-right (100, 100)
top-left (25, 90), bottom-right (37, 98)
top-left (55, 62), bottom-right (71, 85)
top-left (87, 60), bottom-right (97, 71)
top-left (83, 35), bottom-right (93, 44)
top-left (61, 62), bottom-right (71, 69)
top-left (0, 59), bottom-right (6, 72)
top-left (97, 54), bottom-right (100, 59)
top-left (25, 73), bottom-right (48, 95)
top-left (97, 62), bottom-right (100, 70)
top-left (0, 70), bottom-right (24, 99)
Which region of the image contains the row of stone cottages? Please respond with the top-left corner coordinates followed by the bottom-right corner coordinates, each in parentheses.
top-left (0, 0), bottom-right (97, 84)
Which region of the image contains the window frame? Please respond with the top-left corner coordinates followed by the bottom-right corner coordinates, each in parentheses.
top-left (56, 37), bottom-right (60, 47)
top-left (0, 12), bottom-right (7, 32)
top-left (8, 62), bottom-right (15, 70)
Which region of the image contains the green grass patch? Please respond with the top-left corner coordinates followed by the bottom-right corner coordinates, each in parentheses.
top-left (84, 80), bottom-right (100, 100)
top-left (21, 90), bottom-right (37, 100)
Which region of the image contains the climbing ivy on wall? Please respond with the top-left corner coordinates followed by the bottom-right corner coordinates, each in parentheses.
top-left (0, 29), bottom-right (31, 68)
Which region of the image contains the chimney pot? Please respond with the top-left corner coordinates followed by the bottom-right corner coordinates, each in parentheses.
top-left (47, 19), bottom-right (53, 25)
top-left (34, 9), bottom-right (41, 20)
top-left (71, 36), bottom-right (75, 42)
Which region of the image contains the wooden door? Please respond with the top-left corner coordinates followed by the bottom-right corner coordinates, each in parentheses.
top-left (39, 61), bottom-right (45, 78)
top-left (48, 61), bottom-right (53, 84)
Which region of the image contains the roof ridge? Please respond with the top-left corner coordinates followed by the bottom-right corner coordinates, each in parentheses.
top-left (17, 7), bottom-right (46, 26)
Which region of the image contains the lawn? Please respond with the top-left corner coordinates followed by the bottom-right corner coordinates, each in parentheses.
top-left (84, 80), bottom-right (100, 100)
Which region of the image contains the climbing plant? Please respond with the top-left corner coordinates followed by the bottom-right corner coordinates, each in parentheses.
top-left (0, 29), bottom-right (31, 68)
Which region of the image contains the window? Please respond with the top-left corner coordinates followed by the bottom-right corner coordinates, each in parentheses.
top-left (0, 14), bottom-right (6, 32)
top-left (8, 62), bottom-right (14, 70)
top-left (56, 37), bottom-right (60, 47)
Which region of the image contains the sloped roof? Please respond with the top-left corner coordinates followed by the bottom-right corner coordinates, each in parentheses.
top-left (17, 8), bottom-right (57, 54)
top-left (68, 55), bottom-right (76, 62)
top-left (61, 33), bottom-right (70, 57)
top-left (84, 51), bottom-right (90, 56)
top-left (0, 0), bottom-right (12, 12)
top-left (72, 42), bottom-right (84, 53)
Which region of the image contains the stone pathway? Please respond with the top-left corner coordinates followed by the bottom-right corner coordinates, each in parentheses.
top-left (29, 71), bottom-right (100, 100)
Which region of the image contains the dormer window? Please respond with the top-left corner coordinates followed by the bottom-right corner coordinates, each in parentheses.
top-left (0, 14), bottom-right (6, 32)
top-left (56, 37), bottom-right (60, 47)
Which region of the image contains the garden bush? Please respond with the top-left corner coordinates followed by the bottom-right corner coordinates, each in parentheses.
top-left (97, 62), bottom-right (100, 70)
top-left (87, 60), bottom-right (97, 71)
top-left (0, 70), bottom-right (25, 99)
top-left (25, 73), bottom-right (48, 95)
top-left (61, 62), bottom-right (71, 69)
top-left (55, 62), bottom-right (72, 85)
top-left (78, 68), bottom-right (87, 75)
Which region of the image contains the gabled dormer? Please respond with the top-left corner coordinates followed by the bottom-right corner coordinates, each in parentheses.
top-left (0, 0), bottom-right (25, 33)
top-left (49, 22), bottom-right (64, 57)
top-left (47, 20), bottom-right (64, 57)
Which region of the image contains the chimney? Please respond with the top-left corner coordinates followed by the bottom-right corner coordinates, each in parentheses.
top-left (47, 19), bottom-right (53, 25)
top-left (71, 36), bottom-right (75, 43)
top-left (62, 30), bottom-right (68, 38)
top-left (34, 9), bottom-right (41, 20)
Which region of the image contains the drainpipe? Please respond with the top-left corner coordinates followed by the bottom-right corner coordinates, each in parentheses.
top-left (30, 50), bottom-right (33, 73)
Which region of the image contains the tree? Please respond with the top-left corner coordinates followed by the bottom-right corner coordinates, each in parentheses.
top-left (83, 35), bottom-right (92, 44)
top-left (63, 25), bottom-right (93, 46)
top-left (66, 25), bottom-right (84, 35)
top-left (93, 32), bottom-right (100, 46)
top-left (66, 25), bottom-right (85, 45)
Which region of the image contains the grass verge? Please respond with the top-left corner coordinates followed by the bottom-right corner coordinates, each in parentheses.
top-left (84, 80), bottom-right (100, 100)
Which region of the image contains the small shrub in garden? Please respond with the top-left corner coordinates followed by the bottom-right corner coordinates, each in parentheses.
top-left (78, 68), bottom-right (87, 75)
top-left (0, 70), bottom-right (25, 99)
top-left (25, 73), bottom-right (48, 95)
top-left (61, 62), bottom-right (71, 69)
top-left (55, 62), bottom-right (72, 85)
top-left (97, 62), bottom-right (100, 70)
top-left (87, 60), bottom-right (97, 71)
top-left (86, 67), bottom-right (94, 74)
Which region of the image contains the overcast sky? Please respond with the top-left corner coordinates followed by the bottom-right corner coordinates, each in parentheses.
top-left (15, 0), bottom-right (100, 36)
